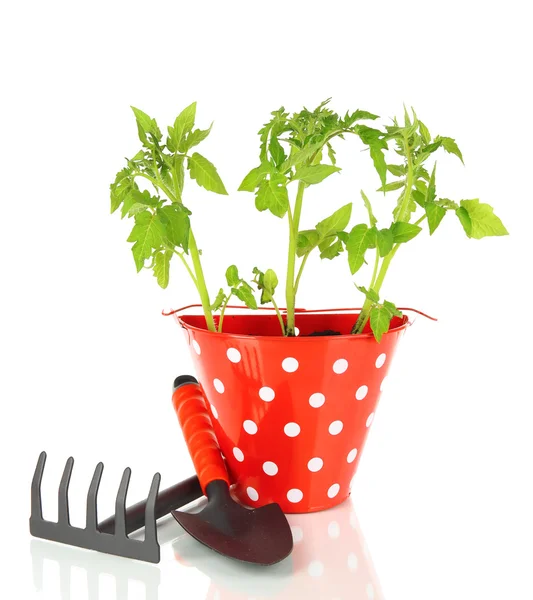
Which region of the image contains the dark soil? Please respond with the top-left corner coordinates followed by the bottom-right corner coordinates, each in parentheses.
top-left (308, 329), bottom-right (341, 336)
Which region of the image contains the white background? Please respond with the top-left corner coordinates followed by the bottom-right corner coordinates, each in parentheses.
top-left (1, 1), bottom-right (532, 598)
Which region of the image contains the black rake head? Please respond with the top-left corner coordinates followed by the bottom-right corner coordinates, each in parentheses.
top-left (30, 451), bottom-right (161, 564)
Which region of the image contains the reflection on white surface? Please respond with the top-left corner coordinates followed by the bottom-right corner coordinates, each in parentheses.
top-left (173, 497), bottom-right (383, 600)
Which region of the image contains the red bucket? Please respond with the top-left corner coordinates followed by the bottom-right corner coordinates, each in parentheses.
top-left (169, 308), bottom-right (414, 513)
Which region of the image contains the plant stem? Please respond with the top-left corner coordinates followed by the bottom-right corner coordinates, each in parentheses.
top-left (294, 252), bottom-right (310, 296)
top-left (218, 294), bottom-right (232, 333)
top-left (171, 249), bottom-right (198, 287)
top-left (369, 247), bottom-right (380, 290)
top-left (188, 230), bottom-right (216, 332)
top-left (271, 297), bottom-right (286, 335)
top-left (285, 181), bottom-right (306, 336)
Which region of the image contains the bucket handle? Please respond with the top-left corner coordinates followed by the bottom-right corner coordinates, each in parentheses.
top-left (162, 304), bottom-right (437, 321)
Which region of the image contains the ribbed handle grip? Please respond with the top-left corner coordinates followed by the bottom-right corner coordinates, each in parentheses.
top-left (171, 381), bottom-right (230, 494)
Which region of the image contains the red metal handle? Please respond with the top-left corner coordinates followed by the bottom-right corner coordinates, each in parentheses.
top-left (171, 382), bottom-right (230, 495)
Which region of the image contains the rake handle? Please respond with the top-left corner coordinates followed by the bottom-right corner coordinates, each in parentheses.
top-left (171, 377), bottom-right (230, 495)
top-left (98, 474), bottom-right (202, 535)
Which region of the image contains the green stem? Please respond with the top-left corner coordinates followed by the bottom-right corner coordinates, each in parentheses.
top-left (170, 248), bottom-right (198, 287)
top-left (218, 294), bottom-right (232, 333)
top-left (271, 297), bottom-right (286, 335)
top-left (369, 247), bottom-right (380, 290)
top-left (294, 252), bottom-right (310, 296)
top-left (285, 181), bottom-right (305, 336)
top-left (188, 230), bottom-right (215, 332)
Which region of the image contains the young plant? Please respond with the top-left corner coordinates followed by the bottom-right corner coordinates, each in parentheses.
top-left (346, 108), bottom-right (508, 340)
top-left (239, 99), bottom-right (386, 336)
top-left (110, 103), bottom-right (243, 332)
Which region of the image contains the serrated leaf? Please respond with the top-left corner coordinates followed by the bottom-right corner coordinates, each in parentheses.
top-left (360, 190), bottom-right (377, 228)
top-left (127, 211), bottom-right (165, 272)
top-left (293, 164), bottom-right (341, 185)
top-left (347, 109), bottom-right (380, 124)
top-left (320, 238), bottom-right (343, 260)
top-left (370, 305), bottom-right (393, 342)
top-left (187, 152), bottom-right (228, 195)
top-left (316, 203), bottom-right (352, 238)
top-left (425, 202), bottom-right (446, 235)
top-left (383, 300), bottom-right (403, 318)
top-left (391, 221), bottom-right (422, 243)
top-left (437, 198), bottom-right (459, 210)
top-left (269, 135), bottom-right (286, 166)
top-left (238, 163), bottom-right (270, 192)
top-left (110, 168), bottom-right (139, 215)
top-left (346, 224), bottom-right (374, 274)
top-left (296, 229), bottom-right (320, 257)
top-left (458, 199), bottom-right (508, 239)
top-left (387, 164), bottom-right (406, 177)
top-left (225, 265), bottom-right (240, 286)
top-left (153, 250), bottom-right (171, 289)
top-left (356, 284), bottom-right (379, 303)
top-left (455, 206), bottom-right (472, 236)
top-left (378, 180), bottom-right (405, 192)
top-left (210, 288), bottom-right (226, 311)
top-left (437, 136), bottom-right (464, 164)
top-left (327, 142), bottom-right (336, 165)
top-left (158, 204), bottom-right (190, 252)
top-left (232, 286), bottom-right (257, 310)
top-left (131, 107), bottom-right (161, 145)
top-left (418, 121), bottom-right (431, 144)
top-left (376, 228), bottom-right (394, 256)
top-left (182, 123), bottom-right (212, 152)
top-left (255, 177), bottom-right (289, 218)
top-left (174, 102), bottom-right (196, 151)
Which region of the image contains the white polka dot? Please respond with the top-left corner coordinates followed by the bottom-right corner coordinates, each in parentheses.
top-left (192, 340), bottom-right (201, 355)
top-left (355, 385), bottom-right (368, 400)
top-left (328, 483), bottom-right (340, 498)
top-left (287, 488), bottom-right (303, 503)
top-left (246, 486), bottom-right (259, 501)
top-left (380, 376), bottom-right (388, 392)
top-left (262, 461), bottom-right (278, 476)
top-left (375, 353), bottom-right (387, 368)
top-left (328, 521), bottom-right (340, 539)
top-left (309, 392), bottom-right (325, 408)
top-left (347, 448), bottom-right (358, 463)
top-left (366, 583), bottom-right (375, 599)
top-left (347, 552), bottom-right (358, 571)
top-left (366, 413), bottom-right (374, 428)
top-left (226, 347), bottom-right (241, 363)
top-left (282, 357), bottom-right (299, 372)
top-left (307, 457), bottom-right (323, 472)
top-left (213, 378), bottom-right (225, 393)
top-left (333, 358), bottom-right (348, 374)
top-left (243, 420), bottom-right (258, 435)
top-left (210, 404), bottom-right (218, 420)
top-left (284, 422), bottom-right (301, 437)
top-left (233, 447), bottom-right (244, 462)
top-left (294, 327), bottom-right (300, 336)
top-left (291, 525), bottom-right (303, 543)
top-left (328, 420), bottom-right (343, 435)
top-left (307, 560), bottom-right (324, 577)
top-left (259, 386), bottom-right (275, 402)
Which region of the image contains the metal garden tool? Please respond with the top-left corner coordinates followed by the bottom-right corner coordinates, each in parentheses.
top-left (170, 375), bottom-right (293, 566)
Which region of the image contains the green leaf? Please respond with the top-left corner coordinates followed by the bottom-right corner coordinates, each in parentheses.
top-left (238, 163), bottom-right (270, 192)
top-left (110, 168), bottom-right (139, 215)
top-left (187, 152), bottom-right (228, 195)
top-left (391, 221), bottom-right (422, 243)
top-left (225, 265), bottom-right (240, 286)
top-left (327, 142), bottom-right (336, 165)
top-left (232, 286), bottom-right (257, 309)
top-left (173, 102), bottom-right (196, 151)
top-left (425, 202), bottom-right (446, 235)
top-left (293, 164), bottom-right (341, 185)
top-left (383, 300), bottom-right (403, 318)
top-left (355, 284), bottom-right (379, 303)
top-left (376, 228), bottom-right (394, 256)
top-left (412, 189), bottom-right (426, 207)
top-left (369, 143), bottom-right (387, 189)
top-left (346, 224), bottom-right (374, 274)
top-left (437, 136), bottom-right (464, 164)
top-left (131, 107), bottom-right (162, 145)
top-left (269, 135), bottom-right (286, 166)
top-left (261, 268), bottom-right (278, 302)
top-left (127, 211), bottom-right (165, 272)
top-left (153, 250), bottom-right (172, 289)
top-left (437, 198), bottom-right (459, 210)
top-left (320, 238), bottom-right (343, 260)
top-left (387, 164), bottom-right (406, 177)
top-left (182, 123), bottom-right (212, 152)
top-left (458, 199), bottom-right (509, 239)
top-left (346, 109), bottom-right (380, 124)
top-left (296, 229), bottom-right (320, 257)
top-left (418, 121), bottom-right (431, 144)
top-left (378, 180), bottom-right (405, 192)
top-left (158, 204), bottom-right (191, 252)
top-left (455, 206), bottom-right (472, 236)
top-left (255, 177), bottom-right (289, 218)
top-left (210, 288), bottom-right (226, 311)
top-left (316, 203), bottom-right (352, 238)
top-left (370, 305), bottom-right (393, 342)
top-left (360, 190), bottom-right (377, 227)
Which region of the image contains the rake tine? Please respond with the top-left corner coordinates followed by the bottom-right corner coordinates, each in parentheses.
top-left (114, 467), bottom-right (131, 538)
top-left (86, 462), bottom-right (104, 531)
top-left (58, 457), bottom-right (74, 525)
top-left (31, 451), bottom-right (47, 521)
top-left (144, 473), bottom-right (161, 545)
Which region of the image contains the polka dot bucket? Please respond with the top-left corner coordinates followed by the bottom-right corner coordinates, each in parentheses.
top-left (172, 309), bottom-right (410, 513)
